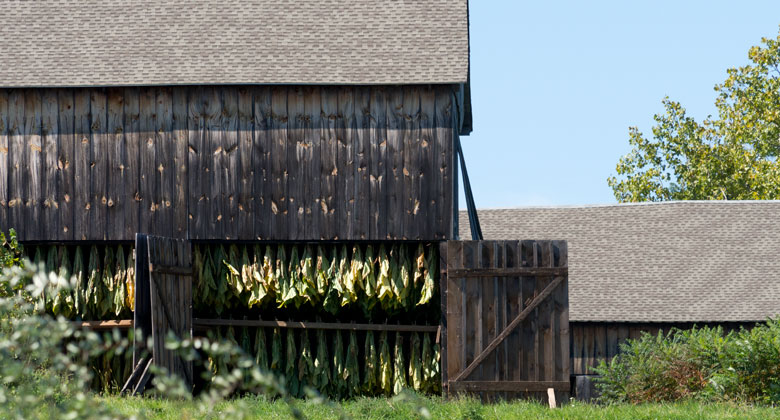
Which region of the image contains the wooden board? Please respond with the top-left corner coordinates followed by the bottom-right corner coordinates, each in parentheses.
top-left (146, 234), bottom-right (193, 390)
top-left (236, 87), bottom-right (254, 239)
top-left (446, 240), bottom-right (569, 402)
top-left (0, 90), bottom-right (9, 233)
top-left (41, 90), bottom-right (59, 239)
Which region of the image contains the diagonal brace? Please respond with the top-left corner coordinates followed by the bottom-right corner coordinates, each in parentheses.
top-left (451, 275), bottom-right (565, 383)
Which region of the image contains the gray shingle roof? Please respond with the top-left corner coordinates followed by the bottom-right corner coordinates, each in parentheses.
top-left (0, 0), bottom-right (468, 87)
top-left (460, 201), bottom-right (780, 323)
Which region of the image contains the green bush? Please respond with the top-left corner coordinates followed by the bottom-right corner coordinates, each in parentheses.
top-left (595, 322), bottom-right (780, 404)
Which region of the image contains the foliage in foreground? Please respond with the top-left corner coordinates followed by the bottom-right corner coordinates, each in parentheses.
top-left (595, 322), bottom-right (780, 404)
top-left (609, 27), bottom-right (780, 202)
top-left (0, 260), bottom-right (434, 420)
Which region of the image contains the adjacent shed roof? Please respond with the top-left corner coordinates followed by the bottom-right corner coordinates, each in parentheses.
top-left (460, 201), bottom-right (780, 323)
top-left (0, 0), bottom-right (469, 87)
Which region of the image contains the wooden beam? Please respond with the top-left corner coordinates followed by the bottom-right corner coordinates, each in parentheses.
top-left (148, 263), bottom-right (192, 276)
top-left (193, 318), bottom-right (439, 333)
top-left (452, 275), bottom-right (565, 382)
top-left (448, 267), bottom-right (567, 278)
top-left (73, 319), bottom-right (133, 330)
top-left (448, 381), bottom-right (570, 393)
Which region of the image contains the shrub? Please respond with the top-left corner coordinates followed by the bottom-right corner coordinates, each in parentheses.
top-left (595, 322), bottom-right (780, 404)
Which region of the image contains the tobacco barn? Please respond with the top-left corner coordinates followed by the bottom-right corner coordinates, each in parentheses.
top-left (466, 201), bottom-right (780, 396)
top-left (0, 0), bottom-right (572, 403)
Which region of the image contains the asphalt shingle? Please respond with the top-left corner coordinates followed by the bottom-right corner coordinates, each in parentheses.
top-left (460, 201), bottom-right (780, 323)
top-left (0, 0), bottom-right (468, 87)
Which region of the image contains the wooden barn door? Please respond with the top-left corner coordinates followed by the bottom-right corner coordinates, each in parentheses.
top-left (443, 240), bottom-right (569, 402)
top-left (132, 234), bottom-right (193, 392)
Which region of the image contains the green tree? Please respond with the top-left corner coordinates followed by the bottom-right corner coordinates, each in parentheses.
top-left (608, 29), bottom-right (780, 202)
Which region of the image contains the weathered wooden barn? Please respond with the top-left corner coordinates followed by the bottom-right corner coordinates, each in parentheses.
top-left (0, 0), bottom-right (472, 242)
top-left (465, 200), bottom-right (780, 393)
top-left (0, 1), bottom-right (572, 403)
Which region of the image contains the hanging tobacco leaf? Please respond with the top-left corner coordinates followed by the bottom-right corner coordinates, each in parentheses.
top-left (313, 329), bottom-right (331, 393)
top-left (331, 330), bottom-right (347, 399)
top-left (379, 330), bottom-right (392, 395)
top-left (72, 246), bottom-right (86, 317)
top-left (270, 327), bottom-right (283, 375)
top-left (254, 327), bottom-right (269, 371)
top-left (298, 329), bottom-right (315, 391)
top-left (392, 331), bottom-right (407, 395)
top-left (345, 330), bottom-right (361, 398)
top-left (408, 332), bottom-right (423, 392)
top-left (418, 244), bottom-right (436, 307)
top-left (125, 247), bottom-right (135, 311)
top-left (363, 330), bottom-right (378, 394)
top-left (113, 245), bottom-right (126, 317)
top-left (285, 328), bottom-right (300, 397)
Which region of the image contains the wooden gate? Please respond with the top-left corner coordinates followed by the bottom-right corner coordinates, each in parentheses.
top-left (129, 234), bottom-right (193, 393)
top-left (443, 240), bottom-right (569, 402)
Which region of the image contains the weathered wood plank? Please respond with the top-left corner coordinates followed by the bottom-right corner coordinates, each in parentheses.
top-left (172, 87), bottom-right (188, 238)
top-left (236, 87), bottom-right (254, 239)
top-left (320, 88), bottom-right (337, 240)
top-left (287, 87), bottom-right (304, 240)
top-left (339, 87), bottom-right (355, 239)
top-left (204, 87), bottom-right (222, 238)
top-left (555, 241), bottom-right (570, 391)
top-left (606, 324), bottom-right (619, 362)
top-left (368, 87), bottom-right (387, 239)
top-left (106, 88), bottom-right (125, 240)
top-left (439, 241), bottom-right (449, 397)
top-left (354, 87), bottom-right (371, 240)
top-left (434, 87), bottom-right (453, 239)
top-left (303, 87), bottom-right (321, 239)
top-left (123, 87), bottom-right (140, 239)
top-left (480, 242), bottom-right (497, 383)
top-left (138, 88), bottom-right (156, 234)
top-left (419, 87), bottom-right (435, 240)
top-left (187, 87), bottom-right (206, 239)
top-left (24, 90), bottom-right (42, 240)
top-left (41, 90), bottom-right (59, 239)
top-left (0, 90), bottom-right (9, 233)
top-left (449, 381), bottom-right (570, 393)
top-left (386, 88), bottom-right (404, 239)
top-left (155, 88), bottom-right (174, 237)
top-left (593, 324), bottom-right (606, 375)
top-left (72, 90), bottom-right (90, 240)
top-left (219, 88), bottom-right (239, 239)
top-left (269, 87), bottom-right (288, 240)
top-left (89, 89), bottom-right (107, 240)
top-left (252, 87), bottom-right (271, 240)
top-left (56, 90), bottom-right (75, 240)
top-left (402, 86), bottom-right (420, 240)
top-left (520, 241), bottom-right (538, 384)
top-left (446, 240), bottom-right (464, 387)
top-left (504, 242), bottom-right (521, 384)
top-left (571, 324), bottom-right (584, 375)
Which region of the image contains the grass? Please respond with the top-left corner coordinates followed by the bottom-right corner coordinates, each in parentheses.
top-left (100, 395), bottom-right (780, 420)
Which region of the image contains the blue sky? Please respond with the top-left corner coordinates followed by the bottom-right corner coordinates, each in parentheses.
top-left (462, 1), bottom-right (780, 209)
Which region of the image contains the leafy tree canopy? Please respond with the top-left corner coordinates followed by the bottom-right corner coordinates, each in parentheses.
top-left (609, 28), bottom-right (780, 202)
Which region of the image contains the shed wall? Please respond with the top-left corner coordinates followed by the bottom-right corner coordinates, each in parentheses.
top-left (0, 85), bottom-right (458, 241)
top-left (570, 321), bottom-right (760, 375)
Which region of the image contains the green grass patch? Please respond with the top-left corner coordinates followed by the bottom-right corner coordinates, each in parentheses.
top-left (100, 395), bottom-right (780, 420)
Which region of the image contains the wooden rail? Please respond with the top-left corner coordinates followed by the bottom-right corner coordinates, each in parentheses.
top-left (194, 318), bottom-right (440, 333)
top-left (72, 320), bottom-right (134, 330)
top-left (447, 267), bottom-right (567, 278)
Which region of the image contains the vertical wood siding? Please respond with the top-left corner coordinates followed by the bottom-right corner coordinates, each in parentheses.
top-left (0, 85), bottom-right (458, 241)
top-left (569, 321), bottom-right (760, 375)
